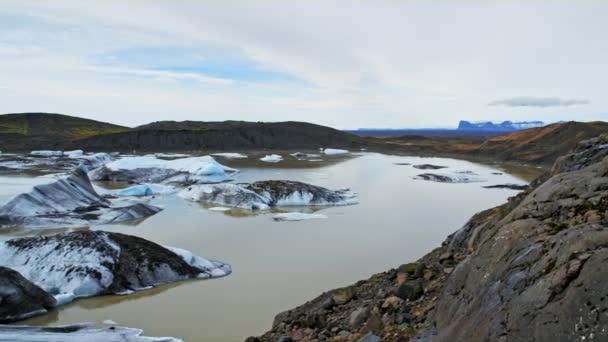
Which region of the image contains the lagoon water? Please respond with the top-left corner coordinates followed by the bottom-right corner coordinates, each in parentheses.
top-left (0, 153), bottom-right (534, 342)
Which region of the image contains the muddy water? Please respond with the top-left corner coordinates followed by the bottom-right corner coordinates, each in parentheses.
top-left (1, 153), bottom-right (533, 342)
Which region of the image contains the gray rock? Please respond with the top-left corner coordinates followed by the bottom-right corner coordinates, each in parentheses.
top-left (0, 267), bottom-right (56, 322)
top-left (349, 307), bottom-right (370, 329)
top-left (0, 323), bottom-right (182, 341)
top-left (357, 332), bottom-right (381, 342)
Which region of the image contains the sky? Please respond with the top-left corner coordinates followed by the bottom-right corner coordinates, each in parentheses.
top-left (0, 1), bottom-right (606, 129)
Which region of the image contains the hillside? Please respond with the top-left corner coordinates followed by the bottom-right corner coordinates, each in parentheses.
top-left (382, 121), bottom-right (608, 167)
top-left (0, 113), bottom-right (128, 150)
top-left (73, 121), bottom-right (365, 152)
top-left (250, 134), bottom-right (608, 342)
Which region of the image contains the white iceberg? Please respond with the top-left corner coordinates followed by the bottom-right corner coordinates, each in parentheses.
top-left (0, 231), bottom-right (231, 306)
top-left (209, 207), bottom-right (231, 212)
top-left (30, 150), bottom-right (63, 157)
top-left (65, 150), bottom-right (84, 158)
top-left (115, 184), bottom-right (177, 197)
top-left (323, 148), bottom-right (349, 155)
top-left (260, 154), bottom-right (283, 163)
top-left (90, 155), bottom-right (237, 185)
top-left (154, 153), bottom-right (191, 158)
top-left (273, 212), bottom-right (328, 221)
top-left (290, 152), bottom-right (321, 158)
top-left (414, 172), bottom-right (487, 183)
top-left (211, 152), bottom-right (248, 159)
top-left (179, 183), bottom-right (270, 210)
top-left (0, 323), bottom-right (184, 341)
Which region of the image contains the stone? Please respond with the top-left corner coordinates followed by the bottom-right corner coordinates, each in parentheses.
top-left (356, 332), bottom-right (381, 342)
top-left (349, 307), bottom-right (370, 329)
top-left (395, 281), bottom-right (424, 301)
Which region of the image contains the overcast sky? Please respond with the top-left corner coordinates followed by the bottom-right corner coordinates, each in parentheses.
top-left (0, 1), bottom-right (606, 129)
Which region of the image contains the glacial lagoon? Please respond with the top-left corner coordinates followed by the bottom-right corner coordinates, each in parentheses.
top-left (0, 152), bottom-right (536, 342)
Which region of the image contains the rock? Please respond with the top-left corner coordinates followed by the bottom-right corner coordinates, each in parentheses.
top-left (0, 267), bottom-right (56, 322)
top-left (395, 281), bottom-right (424, 301)
top-left (333, 287), bottom-right (355, 305)
top-left (0, 323), bottom-right (183, 341)
top-left (0, 165), bottom-right (162, 229)
top-left (356, 332), bottom-right (381, 342)
top-left (382, 296), bottom-right (404, 311)
top-left (413, 164), bottom-right (447, 170)
top-left (350, 307), bottom-right (370, 329)
top-left (277, 337), bottom-right (293, 342)
top-left (0, 231), bottom-right (231, 305)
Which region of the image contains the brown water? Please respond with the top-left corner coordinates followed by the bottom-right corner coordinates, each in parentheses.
top-left (1, 153), bottom-right (533, 342)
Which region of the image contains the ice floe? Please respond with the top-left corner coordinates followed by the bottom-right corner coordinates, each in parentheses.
top-left (65, 150), bottom-right (84, 158)
top-left (260, 154), bottom-right (283, 163)
top-left (0, 231), bottom-right (231, 306)
top-left (154, 153), bottom-right (191, 158)
top-left (322, 149), bottom-right (349, 155)
top-left (0, 165), bottom-right (162, 228)
top-left (273, 212), bottom-right (328, 221)
top-left (180, 180), bottom-right (357, 209)
top-left (89, 155), bottom-right (237, 185)
top-left (209, 207), bottom-right (231, 212)
top-left (115, 184), bottom-right (177, 197)
top-left (414, 173), bottom-right (486, 183)
top-left (0, 323), bottom-right (184, 342)
top-left (290, 152), bottom-right (321, 158)
top-left (30, 151), bottom-right (64, 157)
top-left (211, 152), bottom-right (248, 159)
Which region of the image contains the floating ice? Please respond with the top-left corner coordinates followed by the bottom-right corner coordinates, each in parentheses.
top-left (115, 184), bottom-right (177, 197)
top-left (414, 173), bottom-right (486, 183)
top-left (179, 183), bottom-right (270, 210)
top-left (211, 153), bottom-right (248, 159)
top-left (30, 151), bottom-right (63, 157)
top-left (260, 154), bottom-right (283, 163)
top-left (65, 150), bottom-right (84, 158)
top-left (323, 149), bottom-right (349, 155)
top-left (273, 212), bottom-right (328, 221)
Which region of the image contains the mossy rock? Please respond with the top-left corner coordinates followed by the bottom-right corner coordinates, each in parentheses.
top-left (395, 280), bottom-right (424, 301)
top-left (397, 263), bottom-right (418, 276)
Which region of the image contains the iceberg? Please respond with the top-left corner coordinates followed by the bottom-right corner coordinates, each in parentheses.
top-left (414, 173), bottom-right (486, 183)
top-left (211, 152), bottom-right (248, 159)
top-left (273, 212), bottom-right (328, 221)
top-left (0, 323), bottom-right (184, 341)
top-left (323, 148), bottom-right (349, 155)
top-left (290, 152), bottom-right (321, 158)
top-left (89, 155), bottom-right (237, 185)
top-left (0, 231), bottom-right (231, 306)
top-left (65, 150), bottom-right (84, 158)
top-left (0, 165), bottom-right (162, 229)
top-left (30, 150), bottom-right (63, 157)
top-left (180, 180), bottom-right (357, 209)
top-left (260, 154), bottom-right (283, 163)
top-left (115, 184), bottom-right (177, 197)
top-left (179, 183), bottom-right (271, 210)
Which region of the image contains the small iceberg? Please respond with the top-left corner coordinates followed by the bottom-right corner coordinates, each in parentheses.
top-left (414, 173), bottom-right (486, 183)
top-left (0, 323), bottom-right (184, 341)
top-left (115, 183), bottom-right (177, 197)
top-left (212, 152), bottom-right (248, 159)
top-left (273, 212), bottom-right (328, 222)
top-left (65, 150), bottom-right (84, 158)
top-left (154, 153), bottom-right (191, 158)
top-left (290, 152), bottom-right (321, 158)
top-left (209, 207), bottom-right (231, 212)
top-left (90, 155), bottom-right (237, 185)
top-left (0, 230), bottom-right (231, 307)
top-left (180, 180), bottom-right (357, 209)
top-left (30, 150), bottom-right (63, 157)
top-left (260, 154), bottom-right (283, 163)
top-left (323, 148), bottom-right (349, 155)
top-left (0, 165), bottom-right (162, 229)
top-left (413, 164), bottom-right (447, 170)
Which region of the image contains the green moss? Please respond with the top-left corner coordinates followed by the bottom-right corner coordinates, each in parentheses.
top-left (548, 222), bottom-right (568, 235)
top-left (398, 263), bottom-right (418, 275)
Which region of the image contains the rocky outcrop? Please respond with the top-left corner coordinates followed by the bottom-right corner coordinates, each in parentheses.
top-left (0, 231), bottom-right (231, 305)
top-left (250, 134), bottom-right (608, 342)
top-left (0, 165), bottom-right (162, 228)
top-left (180, 180), bottom-right (357, 209)
top-left (0, 267), bottom-right (56, 322)
top-left (482, 184), bottom-right (529, 190)
top-left (0, 323), bottom-right (182, 341)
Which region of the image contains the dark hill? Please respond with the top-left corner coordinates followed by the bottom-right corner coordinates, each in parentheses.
top-left (72, 121), bottom-right (365, 152)
top-left (0, 113), bottom-right (128, 151)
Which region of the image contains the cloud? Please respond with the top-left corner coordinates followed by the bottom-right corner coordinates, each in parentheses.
top-left (489, 97), bottom-right (590, 108)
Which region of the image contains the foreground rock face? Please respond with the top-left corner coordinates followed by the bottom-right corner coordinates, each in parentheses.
top-left (0, 323), bottom-right (183, 342)
top-left (180, 180), bottom-right (357, 209)
top-left (250, 134), bottom-right (608, 342)
top-left (0, 231), bottom-right (231, 304)
top-left (0, 267), bottom-right (57, 322)
top-left (0, 166), bottom-right (161, 228)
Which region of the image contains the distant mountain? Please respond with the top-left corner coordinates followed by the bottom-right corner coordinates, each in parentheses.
top-left (0, 113), bottom-right (128, 139)
top-left (457, 120), bottom-right (544, 132)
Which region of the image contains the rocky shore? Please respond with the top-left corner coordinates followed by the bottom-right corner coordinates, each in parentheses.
top-left (249, 134), bottom-right (608, 341)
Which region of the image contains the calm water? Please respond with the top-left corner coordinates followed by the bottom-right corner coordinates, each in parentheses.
top-left (1, 153), bottom-right (532, 341)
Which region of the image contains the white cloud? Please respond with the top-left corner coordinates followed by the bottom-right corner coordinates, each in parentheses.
top-left (490, 97), bottom-right (590, 108)
top-left (0, 1), bottom-right (607, 129)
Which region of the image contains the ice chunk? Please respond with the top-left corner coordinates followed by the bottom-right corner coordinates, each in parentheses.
top-left (115, 184), bottom-right (177, 197)
top-left (273, 212), bottom-right (328, 221)
top-left (154, 153), bottom-right (191, 158)
top-left (65, 150), bottom-right (84, 158)
top-left (323, 149), bottom-right (349, 155)
top-left (179, 183), bottom-right (270, 210)
top-left (31, 151), bottom-right (63, 157)
top-left (211, 153), bottom-right (248, 159)
top-left (209, 207), bottom-right (231, 212)
top-left (0, 323), bottom-right (184, 341)
top-left (260, 154), bottom-right (283, 163)
top-left (414, 173), bottom-right (486, 183)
